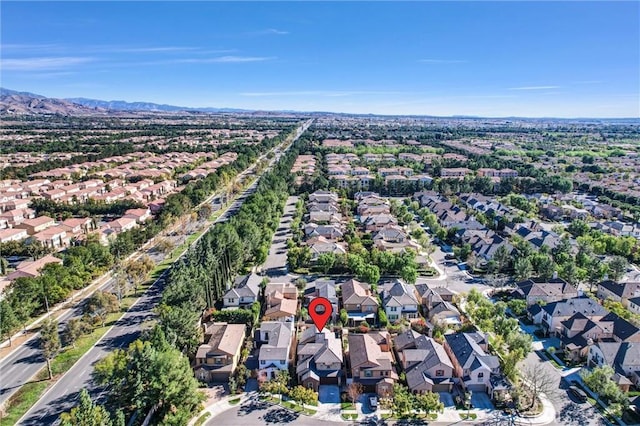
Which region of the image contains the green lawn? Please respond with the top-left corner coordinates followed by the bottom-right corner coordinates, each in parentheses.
top-left (194, 412), bottom-right (211, 426)
top-left (229, 397), bottom-right (241, 405)
top-left (341, 413), bottom-right (358, 420)
top-left (341, 402), bottom-right (355, 410)
top-left (460, 413), bottom-right (478, 420)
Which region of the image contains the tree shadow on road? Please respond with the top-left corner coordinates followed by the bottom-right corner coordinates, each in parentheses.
top-left (559, 402), bottom-right (608, 425)
top-left (237, 395), bottom-right (271, 416)
top-left (260, 407), bottom-right (300, 424)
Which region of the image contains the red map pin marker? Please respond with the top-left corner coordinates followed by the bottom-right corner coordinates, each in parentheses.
top-left (309, 297), bottom-right (332, 332)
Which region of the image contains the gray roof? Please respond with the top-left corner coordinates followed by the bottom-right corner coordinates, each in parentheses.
top-left (403, 336), bottom-right (454, 391)
top-left (444, 332), bottom-right (498, 373)
top-left (258, 321), bottom-right (293, 361)
top-left (223, 272), bottom-right (261, 299)
top-left (382, 280), bottom-right (418, 308)
top-left (596, 342), bottom-right (640, 376)
top-left (542, 297), bottom-right (607, 318)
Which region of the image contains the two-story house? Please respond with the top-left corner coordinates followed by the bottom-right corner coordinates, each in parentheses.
top-left (341, 279), bottom-right (379, 325)
top-left (296, 328), bottom-right (343, 391)
top-left (257, 321), bottom-right (294, 380)
top-left (223, 273), bottom-right (262, 308)
top-left (514, 277), bottom-right (579, 306)
top-left (588, 342), bottom-right (640, 391)
top-left (305, 279), bottom-right (338, 323)
top-left (348, 332), bottom-right (397, 397)
top-left (194, 322), bottom-right (246, 382)
top-left (597, 280), bottom-right (640, 308)
top-left (394, 332), bottom-right (455, 393)
top-left (382, 280), bottom-right (420, 322)
top-left (443, 332), bottom-right (501, 393)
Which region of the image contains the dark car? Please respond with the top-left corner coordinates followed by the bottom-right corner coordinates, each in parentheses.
top-left (569, 385), bottom-right (588, 403)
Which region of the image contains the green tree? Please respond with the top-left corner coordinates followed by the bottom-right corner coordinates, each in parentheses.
top-left (608, 256), bottom-right (628, 281)
top-left (85, 291), bottom-right (119, 327)
top-left (340, 308), bottom-right (348, 326)
top-left (390, 384), bottom-right (415, 417)
top-left (41, 318), bottom-right (61, 379)
top-left (60, 389), bottom-right (112, 426)
top-left (414, 391), bottom-right (444, 415)
top-left (0, 300), bottom-right (19, 346)
top-left (64, 318), bottom-right (92, 348)
top-left (317, 252), bottom-right (336, 274)
top-left (514, 257), bottom-right (533, 282)
top-left (400, 265), bottom-right (417, 285)
top-left (289, 385), bottom-right (318, 406)
top-left (493, 245), bottom-right (510, 273)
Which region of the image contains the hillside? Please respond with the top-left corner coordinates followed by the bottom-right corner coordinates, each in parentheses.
top-left (0, 88), bottom-right (107, 116)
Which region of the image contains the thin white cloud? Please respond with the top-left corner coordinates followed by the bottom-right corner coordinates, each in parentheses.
top-left (110, 46), bottom-right (201, 53)
top-left (1, 57), bottom-right (93, 71)
top-left (265, 28), bottom-right (289, 35)
top-left (419, 59), bottom-right (467, 64)
top-left (508, 85), bottom-right (561, 90)
top-left (177, 56), bottom-right (275, 64)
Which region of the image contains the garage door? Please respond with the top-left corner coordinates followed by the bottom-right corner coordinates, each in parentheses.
top-left (467, 384), bottom-right (486, 392)
top-left (432, 383), bottom-right (452, 392)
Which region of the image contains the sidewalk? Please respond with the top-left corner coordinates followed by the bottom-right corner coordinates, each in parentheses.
top-left (188, 393), bottom-right (252, 426)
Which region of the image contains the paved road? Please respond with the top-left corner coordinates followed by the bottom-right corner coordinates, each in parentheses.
top-left (16, 120), bottom-right (312, 425)
top-left (261, 195), bottom-right (298, 277)
top-left (520, 349), bottom-right (604, 426)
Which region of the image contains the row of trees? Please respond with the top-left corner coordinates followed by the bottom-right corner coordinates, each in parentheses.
top-left (379, 384), bottom-right (444, 417)
top-left (158, 144), bottom-right (299, 356)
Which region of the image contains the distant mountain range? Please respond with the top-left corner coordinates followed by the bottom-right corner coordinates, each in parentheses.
top-left (65, 97), bottom-right (249, 113)
top-left (1, 88), bottom-right (638, 122)
top-left (0, 88), bottom-right (249, 115)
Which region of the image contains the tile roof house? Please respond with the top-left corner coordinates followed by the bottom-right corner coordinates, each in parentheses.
top-left (362, 214), bottom-right (398, 232)
top-left (531, 297), bottom-right (607, 333)
top-left (597, 280), bottom-right (640, 308)
top-left (6, 254), bottom-right (63, 280)
top-left (341, 279), bottom-right (379, 324)
top-left (304, 223), bottom-right (344, 240)
top-left (381, 280), bottom-right (420, 322)
top-left (305, 279), bottom-right (338, 323)
top-left (443, 332), bottom-right (504, 394)
top-left (347, 332), bottom-right (397, 397)
top-left (223, 273), bottom-right (261, 308)
top-left (296, 328), bottom-right (344, 391)
top-left (588, 342), bottom-right (640, 391)
top-left (257, 321), bottom-right (294, 380)
top-left (15, 215), bottom-right (55, 235)
top-left (194, 322), bottom-right (246, 382)
top-left (514, 277), bottom-right (579, 306)
top-left (394, 331), bottom-right (455, 393)
top-left (306, 236), bottom-right (347, 260)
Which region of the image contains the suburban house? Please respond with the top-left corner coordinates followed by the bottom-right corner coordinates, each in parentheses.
top-left (341, 279), bottom-right (379, 324)
top-left (15, 215), bottom-right (55, 235)
top-left (347, 332), bottom-right (397, 397)
top-left (33, 226), bottom-right (70, 249)
top-left (381, 280), bottom-right (420, 322)
top-left (306, 236), bottom-right (348, 261)
top-left (414, 284), bottom-right (461, 327)
top-left (305, 279), bottom-right (338, 323)
top-left (443, 332), bottom-right (506, 397)
top-left (0, 228), bottom-right (28, 243)
top-left (296, 327), bottom-right (344, 391)
top-left (529, 297), bottom-right (607, 334)
top-left (362, 214), bottom-right (398, 232)
top-left (6, 254), bottom-right (63, 280)
top-left (597, 280), bottom-right (640, 308)
top-left (264, 282), bottom-right (298, 321)
top-left (257, 321), bottom-right (295, 380)
top-left (222, 273), bottom-right (261, 308)
top-left (514, 277), bottom-right (579, 306)
top-left (304, 223), bottom-right (344, 240)
top-left (194, 322), bottom-right (246, 382)
top-left (394, 331), bottom-right (455, 393)
top-left (60, 217), bottom-right (94, 236)
top-left (587, 342), bottom-right (640, 391)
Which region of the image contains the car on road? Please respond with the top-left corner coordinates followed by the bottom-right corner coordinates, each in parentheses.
top-left (369, 396), bottom-right (378, 409)
top-left (569, 385), bottom-right (588, 403)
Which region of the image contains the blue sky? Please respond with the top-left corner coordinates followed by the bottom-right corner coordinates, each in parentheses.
top-left (2, 1), bottom-right (639, 117)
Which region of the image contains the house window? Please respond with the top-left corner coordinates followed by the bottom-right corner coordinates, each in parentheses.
top-left (228, 298), bottom-right (235, 304)
top-left (364, 370), bottom-right (373, 377)
top-left (384, 371), bottom-right (389, 376)
top-left (280, 360), bottom-right (285, 364)
top-left (261, 360), bottom-right (266, 365)
top-left (478, 372), bottom-right (484, 378)
top-left (390, 307), bottom-right (397, 312)
top-left (436, 370), bottom-right (444, 377)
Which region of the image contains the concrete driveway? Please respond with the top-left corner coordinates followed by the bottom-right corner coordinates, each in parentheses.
top-left (471, 392), bottom-right (494, 410)
top-left (439, 392), bottom-right (455, 407)
top-left (318, 385), bottom-right (340, 403)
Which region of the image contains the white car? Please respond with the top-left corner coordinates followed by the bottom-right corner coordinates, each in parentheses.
top-left (369, 396), bottom-right (378, 409)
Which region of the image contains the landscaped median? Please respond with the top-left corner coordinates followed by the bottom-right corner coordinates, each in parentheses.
top-left (0, 303), bottom-right (131, 424)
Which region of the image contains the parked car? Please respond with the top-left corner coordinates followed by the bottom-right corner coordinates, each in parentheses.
top-left (569, 385), bottom-right (588, 403)
top-left (369, 396), bottom-right (378, 409)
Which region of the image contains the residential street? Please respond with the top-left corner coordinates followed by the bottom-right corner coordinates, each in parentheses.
top-left (261, 195), bottom-right (298, 278)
